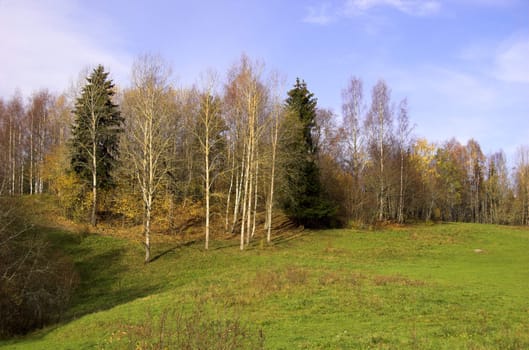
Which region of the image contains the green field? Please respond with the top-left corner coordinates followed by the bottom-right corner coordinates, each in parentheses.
top-left (1, 223), bottom-right (528, 349)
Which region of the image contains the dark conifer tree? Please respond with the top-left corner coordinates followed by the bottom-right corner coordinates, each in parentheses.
top-left (280, 78), bottom-right (335, 227)
top-left (71, 65), bottom-right (122, 226)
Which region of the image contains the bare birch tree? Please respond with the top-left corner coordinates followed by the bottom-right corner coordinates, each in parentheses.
top-left (514, 146), bottom-right (529, 225)
top-left (27, 90), bottom-right (54, 195)
top-left (196, 72), bottom-right (224, 250)
top-left (223, 55), bottom-right (267, 250)
top-left (123, 55), bottom-right (175, 263)
top-left (264, 73), bottom-right (284, 243)
top-left (5, 95), bottom-right (25, 195)
top-left (396, 98), bottom-right (413, 223)
top-left (365, 80), bottom-right (392, 221)
top-left (341, 77), bottom-right (365, 221)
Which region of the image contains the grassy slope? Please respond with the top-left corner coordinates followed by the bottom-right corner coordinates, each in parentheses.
top-left (1, 222), bottom-right (528, 349)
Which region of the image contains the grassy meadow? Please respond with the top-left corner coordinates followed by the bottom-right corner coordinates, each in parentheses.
top-left (1, 218), bottom-right (528, 349)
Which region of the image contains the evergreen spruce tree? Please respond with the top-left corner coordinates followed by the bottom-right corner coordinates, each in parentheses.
top-left (280, 78), bottom-right (335, 227)
top-left (71, 65), bottom-right (122, 226)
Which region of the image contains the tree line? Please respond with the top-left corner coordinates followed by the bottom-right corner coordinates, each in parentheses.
top-left (1, 54), bottom-right (529, 258)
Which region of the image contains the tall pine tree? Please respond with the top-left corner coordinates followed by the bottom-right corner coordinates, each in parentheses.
top-left (71, 65), bottom-right (122, 226)
top-left (280, 78), bottom-right (335, 227)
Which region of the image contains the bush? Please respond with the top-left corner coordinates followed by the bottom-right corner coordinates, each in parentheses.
top-left (0, 199), bottom-right (79, 337)
top-left (43, 145), bottom-right (88, 220)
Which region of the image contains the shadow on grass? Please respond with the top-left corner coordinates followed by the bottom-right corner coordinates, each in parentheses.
top-left (36, 224), bottom-right (309, 329)
top-left (149, 239), bottom-right (198, 263)
top-left (0, 226), bottom-right (161, 344)
top-left (37, 227), bottom-right (164, 325)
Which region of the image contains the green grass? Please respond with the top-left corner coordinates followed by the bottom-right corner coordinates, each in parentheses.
top-left (1, 223), bottom-right (528, 349)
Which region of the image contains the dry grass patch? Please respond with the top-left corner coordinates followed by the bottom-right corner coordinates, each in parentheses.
top-left (318, 272), bottom-right (342, 286)
top-left (253, 270), bottom-right (284, 293)
top-left (252, 267), bottom-right (310, 296)
top-left (285, 267), bottom-right (309, 285)
top-left (372, 274), bottom-right (425, 287)
top-left (105, 304), bottom-right (265, 350)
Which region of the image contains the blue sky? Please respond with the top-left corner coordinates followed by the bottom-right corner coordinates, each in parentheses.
top-left (1, 0), bottom-right (528, 160)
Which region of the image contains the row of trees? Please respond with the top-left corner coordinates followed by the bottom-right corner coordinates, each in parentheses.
top-left (64, 55), bottom-right (333, 261)
top-left (0, 91), bottom-right (70, 197)
top-left (315, 77), bottom-right (523, 226)
top-left (1, 55), bottom-right (528, 260)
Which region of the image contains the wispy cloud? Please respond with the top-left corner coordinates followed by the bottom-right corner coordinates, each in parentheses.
top-left (344, 0), bottom-right (441, 16)
top-left (0, 0), bottom-right (131, 97)
top-left (399, 66), bottom-right (505, 150)
top-left (393, 57), bottom-right (529, 158)
top-left (457, 33), bottom-right (529, 84)
top-left (303, 3), bottom-right (334, 25)
top-left (494, 34), bottom-right (529, 83)
top-left (393, 64), bottom-right (498, 110)
top-left (458, 0), bottom-right (517, 7)
top-left (302, 0), bottom-right (441, 28)
top-left (302, 0), bottom-right (520, 26)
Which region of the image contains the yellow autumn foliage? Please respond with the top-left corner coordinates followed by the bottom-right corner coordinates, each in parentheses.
top-left (42, 144), bottom-right (90, 220)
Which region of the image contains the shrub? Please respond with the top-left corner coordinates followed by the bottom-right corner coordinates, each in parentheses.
top-left (0, 199), bottom-right (79, 337)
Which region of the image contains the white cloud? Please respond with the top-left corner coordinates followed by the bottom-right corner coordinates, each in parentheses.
top-left (425, 66), bottom-right (497, 106)
top-left (303, 0), bottom-right (520, 27)
top-left (457, 0), bottom-right (517, 6)
top-left (344, 0), bottom-right (441, 16)
top-left (377, 63), bottom-right (513, 151)
top-left (456, 33), bottom-right (529, 84)
top-left (384, 64), bottom-right (495, 107)
top-left (0, 0), bottom-right (132, 97)
top-left (494, 34), bottom-right (529, 83)
top-left (303, 3), bottom-right (334, 25)
top-left (303, 0), bottom-right (441, 28)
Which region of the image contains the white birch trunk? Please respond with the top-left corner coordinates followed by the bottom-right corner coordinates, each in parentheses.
top-left (398, 150), bottom-right (404, 223)
top-left (9, 118), bottom-right (14, 195)
top-left (377, 98), bottom-right (385, 222)
top-left (91, 140), bottom-right (97, 227)
top-left (240, 135), bottom-right (251, 250)
top-left (225, 149), bottom-right (234, 232)
top-left (251, 147), bottom-right (259, 238)
top-left (231, 165), bottom-right (242, 234)
top-left (19, 132), bottom-right (23, 194)
top-left (204, 105), bottom-right (210, 250)
top-left (90, 109), bottom-right (98, 227)
top-left (266, 104), bottom-right (279, 243)
top-left (145, 199), bottom-right (152, 263)
top-left (29, 115), bottom-right (34, 195)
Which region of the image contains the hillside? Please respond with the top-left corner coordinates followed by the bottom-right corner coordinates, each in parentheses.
top-left (1, 221), bottom-right (528, 349)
